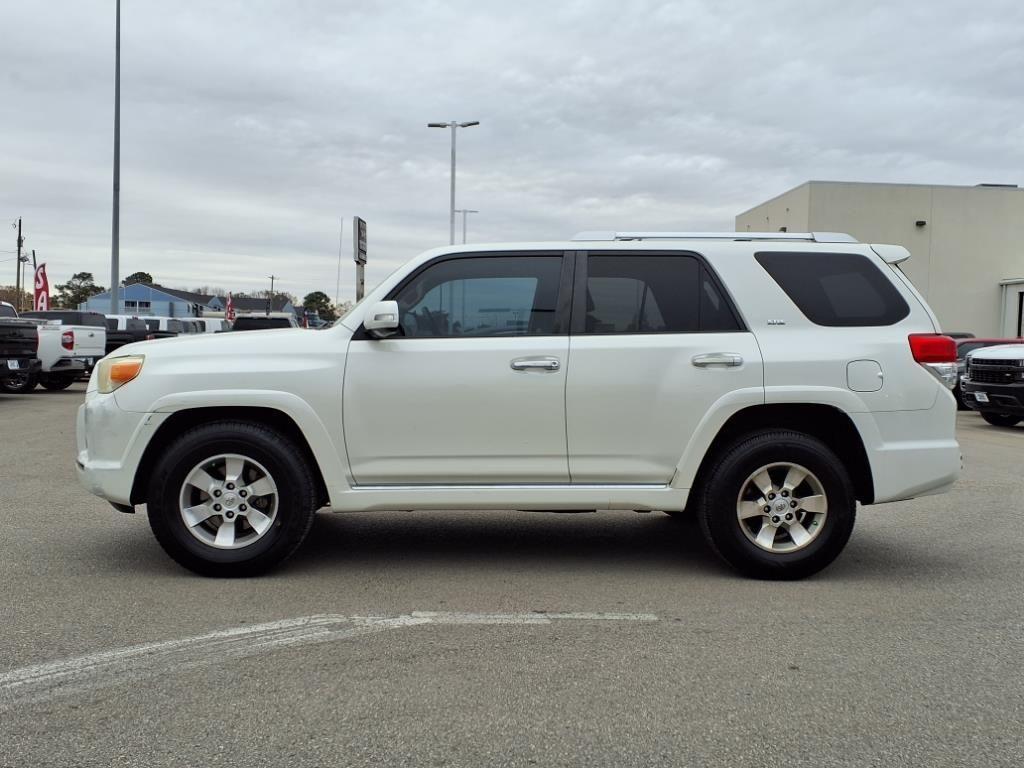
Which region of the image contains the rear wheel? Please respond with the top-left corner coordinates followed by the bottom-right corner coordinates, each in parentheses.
top-left (147, 421), bottom-right (318, 577)
top-left (981, 412), bottom-right (1021, 428)
top-left (696, 430), bottom-right (856, 580)
top-left (39, 373), bottom-right (76, 391)
top-left (0, 372), bottom-right (37, 394)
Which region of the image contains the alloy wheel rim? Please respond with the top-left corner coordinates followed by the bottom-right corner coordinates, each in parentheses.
top-left (736, 462), bottom-right (828, 553)
top-left (178, 453), bottom-right (279, 550)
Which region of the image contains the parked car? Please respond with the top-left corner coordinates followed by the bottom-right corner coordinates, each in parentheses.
top-left (141, 317), bottom-right (185, 337)
top-left (11, 310), bottom-right (107, 392)
top-left (192, 317), bottom-right (231, 333)
top-left (105, 315), bottom-right (155, 355)
top-left (177, 319), bottom-right (204, 334)
top-left (230, 313), bottom-right (300, 331)
top-left (0, 301), bottom-right (41, 393)
top-left (954, 338), bottom-right (1022, 409)
top-left (959, 343), bottom-right (1024, 427)
top-left (76, 231), bottom-right (960, 579)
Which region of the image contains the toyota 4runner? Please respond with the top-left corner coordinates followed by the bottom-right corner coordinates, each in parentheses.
top-left (76, 232), bottom-right (961, 579)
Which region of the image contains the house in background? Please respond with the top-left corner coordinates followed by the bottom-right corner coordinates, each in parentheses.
top-left (81, 284), bottom-right (217, 317)
top-left (81, 285), bottom-right (297, 318)
top-left (207, 294), bottom-right (296, 316)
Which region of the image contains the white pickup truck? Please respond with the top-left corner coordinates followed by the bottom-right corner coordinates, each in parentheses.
top-left (8, 310), bottom-right (107, 392)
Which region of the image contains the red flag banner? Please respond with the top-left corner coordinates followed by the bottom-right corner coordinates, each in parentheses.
top-left (225, 292), bottom-right (235, 321)
top-left (34, 264), bottom-right (50, 311)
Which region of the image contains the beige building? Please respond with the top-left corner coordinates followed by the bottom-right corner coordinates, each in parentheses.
top-left (736, 181), bottom-right (1024, 338)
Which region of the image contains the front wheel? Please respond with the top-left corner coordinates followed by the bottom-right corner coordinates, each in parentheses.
top-left (696, 430), bottom-right (856, 580)
top-left (981, 412), bottom-right (1021, 428)
top-left (147, 421), bottom-right (318, 577)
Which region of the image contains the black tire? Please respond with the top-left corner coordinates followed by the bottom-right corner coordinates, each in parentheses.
top-left (0, 371), bottom-right (38, 394)
top-left (953, 385), bottom-right (968, 411)
top-left (695, 430), bottom-right (856, 580)
top-left (147, 420), bottom-right (318, 577)
top-left (38, 374), bottom-right (76, 391)
top-left (981, 412), bottom-right (1022, 428)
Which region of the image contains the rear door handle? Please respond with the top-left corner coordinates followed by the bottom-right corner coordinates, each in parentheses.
top-left (511, 356), bottom-right (560, 371)
top-left (692, 353), bottom-right (743, 368)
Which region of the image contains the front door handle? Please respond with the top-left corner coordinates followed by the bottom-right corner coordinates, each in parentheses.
top-left (511, 356), bottom-right (560, 372)
top-left (692, 353), bottom-right (743, 368)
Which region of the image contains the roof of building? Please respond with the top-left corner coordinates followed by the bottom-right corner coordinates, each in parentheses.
top-left (145, 284), bottom-right (216, 305)
top-left (228, 295), bottom-right (293, 312)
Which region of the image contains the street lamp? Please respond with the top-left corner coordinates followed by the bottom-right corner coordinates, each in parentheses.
top-left (453, 209), bottom-right (479, 244)
top-left (427, 120), bottom-right (479, 245)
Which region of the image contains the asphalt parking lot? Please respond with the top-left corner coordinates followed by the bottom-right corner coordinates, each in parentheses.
top-left (1, 384), bottom-right (1022, 767)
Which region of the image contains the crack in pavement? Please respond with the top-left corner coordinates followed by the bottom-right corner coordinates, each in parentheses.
top-left (0, 611), bottom-right (659, 707)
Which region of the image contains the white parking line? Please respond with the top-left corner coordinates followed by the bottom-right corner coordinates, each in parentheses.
top-left (0, 611), bottom-right (658, 707)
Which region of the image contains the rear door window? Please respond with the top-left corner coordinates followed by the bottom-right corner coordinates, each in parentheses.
top-left (755, 251), bottom-right (910, 327)
top-left (578, 254), bottom-right (742, 334)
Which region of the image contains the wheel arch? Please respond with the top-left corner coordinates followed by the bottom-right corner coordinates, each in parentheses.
top-left (130, 407), bottom-right (331, 507)
top-left (688, 404), bottom-right (875, 505)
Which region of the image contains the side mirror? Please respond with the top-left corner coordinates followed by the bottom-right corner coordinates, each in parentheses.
top-left (363, 300), bottom-right (400, 337)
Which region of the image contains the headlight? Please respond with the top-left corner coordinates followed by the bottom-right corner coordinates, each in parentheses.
top-left (97, 355), bottom-right (145, 394)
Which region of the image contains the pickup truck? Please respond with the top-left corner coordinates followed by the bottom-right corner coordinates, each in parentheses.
top-left (960, 343), bottom-right (1024, 427)
top-left (105, 315), bottom-right (157, 354)
top-left (0, 301), bottom-right (41, 393)
top-left (18, 310), bottom-right (107, 391)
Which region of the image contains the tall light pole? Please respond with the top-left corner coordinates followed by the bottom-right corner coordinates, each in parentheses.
top-left (453, 209), bottom-right (478, 244)
top-left (427, 120), bottom-right (479, 244)
top-left (110, 0), bottom-right (121, 314)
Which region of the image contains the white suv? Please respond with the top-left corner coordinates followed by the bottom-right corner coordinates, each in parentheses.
top-left (75, 232), bottom-right (961, 579)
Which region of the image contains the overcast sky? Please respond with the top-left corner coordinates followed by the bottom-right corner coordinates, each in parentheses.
top-left (2, 0), bottom-right (1022, 302)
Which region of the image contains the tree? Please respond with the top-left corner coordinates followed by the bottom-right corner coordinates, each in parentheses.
top-left (0, 285), bottom-right (32, 310)
top-left (122, 271), bottom-right (153, 286)
top-left (302, 291), bottom-right (337, 321)
top-left (54, 272), bottom-right (105, 309)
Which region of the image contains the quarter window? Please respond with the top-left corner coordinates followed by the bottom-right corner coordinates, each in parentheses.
top-left (392, 256), bottom-right (563, 338)
top-left (755, 251), bottom-right (910, 327)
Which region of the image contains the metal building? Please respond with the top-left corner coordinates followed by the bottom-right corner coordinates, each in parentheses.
top-left (736, 181), bottom-right (1024, 338)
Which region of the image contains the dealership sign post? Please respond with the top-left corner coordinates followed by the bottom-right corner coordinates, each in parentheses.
top-left (353, 216), bottom-right (367, 301)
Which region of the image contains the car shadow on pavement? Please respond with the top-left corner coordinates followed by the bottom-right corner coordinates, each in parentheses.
top-left (283, 509), bottom-right (727, 577)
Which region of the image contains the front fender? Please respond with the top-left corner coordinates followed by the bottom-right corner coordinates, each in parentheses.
top-left (142, 389), bottom-right (352, 504)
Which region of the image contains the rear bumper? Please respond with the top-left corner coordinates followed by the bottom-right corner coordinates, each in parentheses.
top-left (75, 392), bottom-right (168, 506)
top-left (853, 393), bottom-right (962, 504)
top-left (960, 379), bottom-right (1024, 415)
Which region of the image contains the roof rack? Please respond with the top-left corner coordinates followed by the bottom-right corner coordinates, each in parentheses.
top-left (570, 231), bottom-right (859, 243)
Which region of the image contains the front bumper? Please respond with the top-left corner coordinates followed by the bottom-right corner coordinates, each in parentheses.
top-left (75, 391), bottom-right (169, 505)
top-left (960, 379), bottom-right (1024, 415)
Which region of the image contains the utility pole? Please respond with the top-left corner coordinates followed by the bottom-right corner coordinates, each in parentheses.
top-left (110, 0), bottom-right (121, 314)
top-left (14, 217), bottom-right (23, 310)
top-left (427, 120), bottom-right (479, 244)
top-left (454, 209), bottom-right (478, 244)
top-left (266, 275), bottom-right (278, 315)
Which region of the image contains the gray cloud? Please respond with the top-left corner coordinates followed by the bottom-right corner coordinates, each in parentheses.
top-left (2, 0), bottom-right (1022, 300)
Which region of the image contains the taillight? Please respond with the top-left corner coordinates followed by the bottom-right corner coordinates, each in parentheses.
top-left (61, 330), bottom-right (74, 351)
top-left (909, 334), bottom-right (956, 363)
top-left (909, 333), bottom-right (957, 389)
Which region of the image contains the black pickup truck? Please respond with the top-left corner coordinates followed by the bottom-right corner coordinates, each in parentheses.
top-left (104, 317), bottom-right (154, 355)
top-left (0, 301), bottom-right (41, 393)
